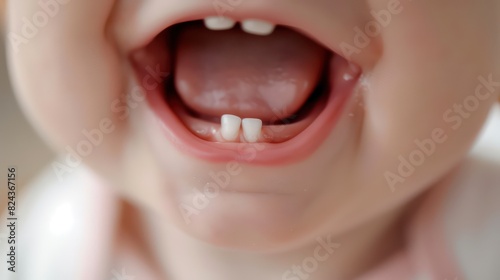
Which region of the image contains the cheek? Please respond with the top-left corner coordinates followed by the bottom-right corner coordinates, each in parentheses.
top-left (358, 1), bottom-right (499, 193)
top-left (7, 0), bottom-right (129, 171)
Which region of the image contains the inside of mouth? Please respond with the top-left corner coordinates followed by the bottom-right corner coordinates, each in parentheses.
top-left (139, 20), bottom-right (335, 143)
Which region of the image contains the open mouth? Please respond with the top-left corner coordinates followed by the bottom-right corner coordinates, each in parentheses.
top-left (131, 17), bottom-right (361, 164)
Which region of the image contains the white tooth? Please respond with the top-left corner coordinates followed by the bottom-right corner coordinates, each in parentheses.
top-left (242, 118), bottom-right (262, 143)
top-left (241, 19), bottom-right (275, 36)
top-left (204, 16), bottom-right (236, 30)
top-left (221, 114), bottom-right (241, 141)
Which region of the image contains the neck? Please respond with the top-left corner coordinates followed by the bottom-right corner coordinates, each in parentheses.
top-left (138, 205), bottom-right (409, 280)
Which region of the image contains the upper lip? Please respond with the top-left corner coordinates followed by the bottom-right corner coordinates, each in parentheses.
top-left (112, 0), bottom-right (380, 67)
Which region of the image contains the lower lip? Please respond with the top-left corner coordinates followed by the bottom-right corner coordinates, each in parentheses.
top-left (145, 62), bottom-right (356, 165)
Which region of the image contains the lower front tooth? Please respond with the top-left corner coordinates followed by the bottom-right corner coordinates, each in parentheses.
top-left (221, 114), bottom-right (241, 141)
top-left (242, 118), bottom-right (262, 143)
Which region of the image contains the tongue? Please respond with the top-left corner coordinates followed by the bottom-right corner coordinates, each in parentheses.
top-left (174, 22), bottom-right (328, 121)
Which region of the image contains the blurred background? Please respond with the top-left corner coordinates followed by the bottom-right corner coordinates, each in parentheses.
top-left (0, 35), bottom-right (54, 210)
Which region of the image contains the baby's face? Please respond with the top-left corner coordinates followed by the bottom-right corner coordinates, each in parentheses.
top-left (7, 0), bottom-right (499, 250)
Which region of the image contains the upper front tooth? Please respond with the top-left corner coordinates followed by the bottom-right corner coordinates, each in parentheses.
top-left (204, 16), bottom-right (236, 30)
top-left (241, 19), bottom-right (275, 36)
top-left (242, 118), bottom-right (262, 143)
top-left (221, 114), bottom-right (241, 141)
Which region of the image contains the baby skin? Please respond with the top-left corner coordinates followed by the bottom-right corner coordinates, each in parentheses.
top-left (3, 0), bottom-right (500, 279)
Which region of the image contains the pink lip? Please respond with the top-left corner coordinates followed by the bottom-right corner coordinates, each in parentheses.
top-left (144, 56), bottom-right (358, 165)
